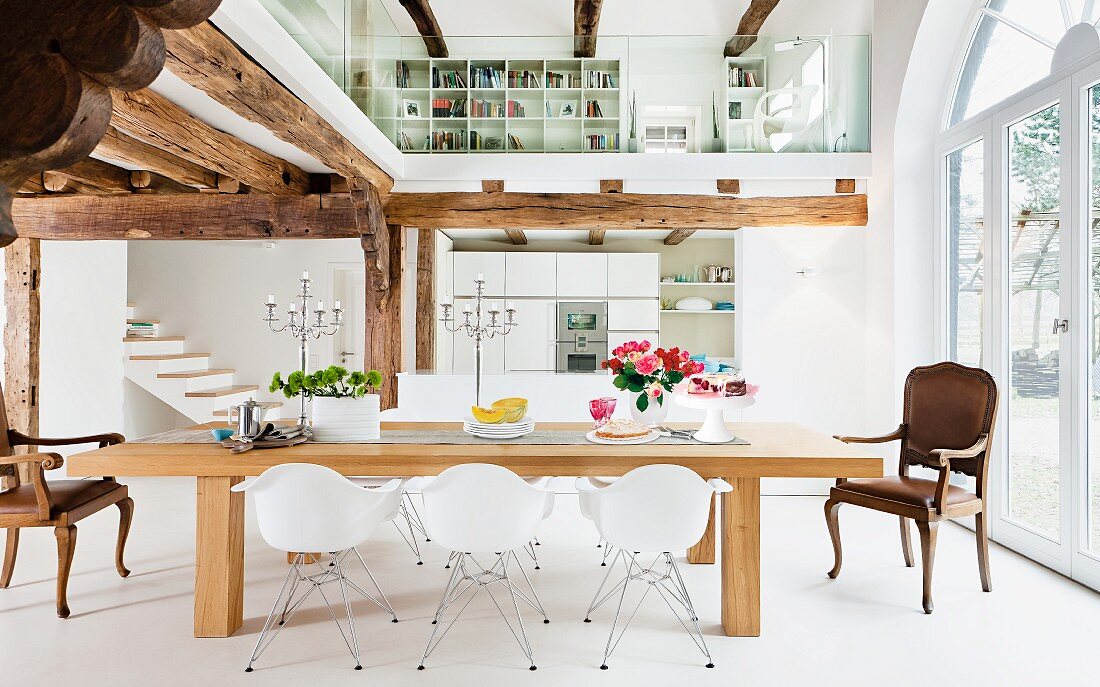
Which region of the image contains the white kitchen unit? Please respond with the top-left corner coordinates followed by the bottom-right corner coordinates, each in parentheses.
top-left (453, 252), bottom-right (506, 296)
top-left (504, 299), bottom-right (557, 372)
top-left (608, 299), bottom-right (660, 330)
top-left (505, 253), bottom-right (557, 296)
top-left (608, 330), bottom-right (660, 353)
top-left (556, 253), bottom-right (608, 297)
top-left (608, 253), bottom-right (660, 297)
top-left (451, 298), bottom-right (505, 374)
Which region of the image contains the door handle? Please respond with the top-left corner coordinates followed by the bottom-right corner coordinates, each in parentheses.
top-left (1052, 318), bottom-right (1069, 334)
top-left (339, 351), bottom-right (357, 364)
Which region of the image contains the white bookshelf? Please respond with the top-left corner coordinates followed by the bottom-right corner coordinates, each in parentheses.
top-left (375, 57), bottom-right (623, 153)
top-left (724, 56), bottom-right (767, 153)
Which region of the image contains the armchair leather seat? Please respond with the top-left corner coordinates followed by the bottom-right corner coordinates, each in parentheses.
top-left (833, 476), bottom-right (979, 510)
top-left (0, 480), bottom-right (123, 516)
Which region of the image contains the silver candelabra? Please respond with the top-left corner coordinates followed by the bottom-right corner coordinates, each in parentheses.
top-left (263, 270), bottom-right (343, 429)
top-left (441, 274), bottom-right (516, 406)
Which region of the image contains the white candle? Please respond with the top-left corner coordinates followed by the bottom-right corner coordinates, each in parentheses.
top-left (266, 294), bottom-right (275, 305)
top-left (334, 300), bottom-right (341, 310)
top-left (316, 301), bottom-right (324, 311)
top-left (506, 301), bottom-right (515, 311)
top-left (463, 303), bottom-right (472, 313)
top-left (302, 269), bottom-right (309, 280)
top-left (476, 272), bottom-right (484, 282)
top-left (490, 301), bottom-right (499, 312)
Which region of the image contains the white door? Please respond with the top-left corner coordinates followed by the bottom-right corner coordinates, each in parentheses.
top-left (451, 298), bottom-right (505, 375)
top-left (505, 299), bottom-right (556, 371)
top-left (334, 267), bottom-right (366, 370)
top-left (608, 253), bottom-right (659, 297)
top-left (557, 253), bottom-right (608, 297)
top-left (453, 252), bottom-right (506, 296)
top-left (506, 253), bottom-right (557, 296)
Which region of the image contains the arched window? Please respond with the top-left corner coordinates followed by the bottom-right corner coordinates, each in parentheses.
top-left (949, 0), bottom-right (1100, 126)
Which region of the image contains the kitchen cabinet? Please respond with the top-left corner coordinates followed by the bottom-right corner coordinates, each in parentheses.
top-left (505, 299), bottom-right (557, 372)
top-left (451, 299), bottom-right (505, 375)
top-left (453, 252), bottom-right (506, 296)
top-left (608, 299), bottom-right (660, 331)
top-left (556, 254), bottom-right (607, 297)
top-left (505, 253), bottom-right (557, 296)
top-left (608, 253), bottom-right (659, 297)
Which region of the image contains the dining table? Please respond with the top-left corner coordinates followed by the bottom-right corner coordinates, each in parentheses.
top-left (65, 421), bottom-right (881, 640)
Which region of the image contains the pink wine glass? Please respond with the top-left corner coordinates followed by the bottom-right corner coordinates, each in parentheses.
top-left (601, 396), bottom-right (618, 421)
top-left (588, 398), bottom-right (609, 428)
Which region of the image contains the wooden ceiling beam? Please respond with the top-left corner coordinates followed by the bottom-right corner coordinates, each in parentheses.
top-left (95, 125), bottom-right (220, 190)
top-left (43, 158), bottom-right (135, 195)
top-left (725, 0), bottom-right (781, 58)
top-left (384, 192), bottom-right (868, 230)
top-left (163, 22), bottom-right (393, 194)
top-left (574, 0), bottom-right (605, 58)
top-left (717, 179), bottom-right (741, 194)
top-left (398, 0), bottom-right (449, 58)
top-left (481, 180), bottom-right (527, 244)
top-left (664, 229), bottom-right (696, 245)
top-left (110, 88), bottom-right (310, 195)
top-left (588, 229), bottom-right (606, 245)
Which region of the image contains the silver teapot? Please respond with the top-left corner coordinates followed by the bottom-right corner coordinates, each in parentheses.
top-left (228, 398), bottom-right (269, 439)
top-left (705, 265), bottom-right (722, 283)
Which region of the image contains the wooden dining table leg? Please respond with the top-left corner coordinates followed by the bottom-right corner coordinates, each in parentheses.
top-left (721, 476), bottom-right (761, 637)
top-left (687, 493), bottom-right (716, 564)
top-left (194, 476), bottom-right (245, 638)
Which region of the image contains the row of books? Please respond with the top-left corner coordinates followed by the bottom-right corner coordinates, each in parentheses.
top-left (469, 131), bottom-right (502, 150)
top-left (432, 67), bottom-right (467, 89)
top-left (428, 130), bottom-right (467, 151)
top-left (470, 99), bottom-right (505, 118)
top-left (469, 66), bottom-right (503, 89)
top-left (586, 133), bottom-right (620, 151)
top-left (396, 131), bottom-right (414, 150)
top-left (432, 98), bottom-right (466, 118)
top-left (584, 100), bottom-right (606, 118)
top-left (507, 70), bottom-right (542, 88)
top-left (507, 133), bottom-right (526, 150)
top-left (546, 71), bottom-right (579, 88)
top-left (126, 322), bottom-right (159, 338)
top-left (396, 61), bottom-right (411, 88)
top-left (728, 67), bottom-right (760, 88)
top-left (584, 70), bottom-right (617, 88)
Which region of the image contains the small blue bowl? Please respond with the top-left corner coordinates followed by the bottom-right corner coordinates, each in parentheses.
top-left (701, 360), bottom-right (721, 373)
top-left (211, 428), bottom-right (234, 441)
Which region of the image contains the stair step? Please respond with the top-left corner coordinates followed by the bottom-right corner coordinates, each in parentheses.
top-left (126, 318), bottom-right (160, 324)
top-left (157, 368), bottom-right (234, 379)
top-left (124, 335), bottom-right (183, 343)
top-left (130, 352), bottom-right (210, 361)
top-left (213, 401), bottom-right (283, 416)
top-left (185, 384), bottom-right (259, 398)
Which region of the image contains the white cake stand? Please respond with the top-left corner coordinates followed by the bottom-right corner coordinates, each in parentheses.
top-left (674, 393), bottom-right (756, 443)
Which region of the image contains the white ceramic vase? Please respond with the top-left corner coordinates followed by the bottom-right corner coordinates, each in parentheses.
top-left (310, 395), bottom-right (380, 442)
top-left (629, 392), bottom-right (670, 427)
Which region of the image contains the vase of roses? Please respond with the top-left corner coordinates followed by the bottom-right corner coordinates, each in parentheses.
top-left (601, 341), bottom-right (705, 426)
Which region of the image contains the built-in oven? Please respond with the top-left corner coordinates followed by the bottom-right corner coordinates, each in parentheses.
top-left (555, 302), bottom-right (608, 373)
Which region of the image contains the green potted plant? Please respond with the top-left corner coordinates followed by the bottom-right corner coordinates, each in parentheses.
top-left (628, 91), bottom-right (639, 153)
top-left (270, 365), bottom-right (383, 441)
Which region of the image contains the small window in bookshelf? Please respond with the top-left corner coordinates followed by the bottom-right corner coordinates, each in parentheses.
top-left (642, 106), bottom-right (697, 153)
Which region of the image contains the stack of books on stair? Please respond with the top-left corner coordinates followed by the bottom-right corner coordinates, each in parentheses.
top-left (127, 322), bottom-right (159, 338)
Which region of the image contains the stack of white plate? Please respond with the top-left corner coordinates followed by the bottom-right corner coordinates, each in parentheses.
top-left (462, 416), bottom-right (535, 439)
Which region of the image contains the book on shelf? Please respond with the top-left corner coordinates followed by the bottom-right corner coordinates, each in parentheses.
top-left (586, 133), bottom-right (620, 151)
top-left (546, 71), bottom-right (579, 88)
top-left (126, 323), bottom-right (159, 337)
top-left (584, 70), bottom-right (616, 88)
top-left (396, 60), bottom-right (411, 88)
top-left (584, 99), bottom-right (605, 118)
top-left (470, 99), bottom-right (505, 117)
top-left (728, 67), bottom-right (759, 88)
top-left (432, 98), bottom-right (466, 117)
top-left (506, 100), bottom-right (526, 117)
top-left (507, 133), bottom-right (525, 150)
top-left (396, 131), bottom-right (414, 150)
top-left (429, 129), bottom-right (467, 151)
top-left (506, 70), bottom-right (541, 88)
top-left (469, 66), bottom-right (503, 89)
top-left (431, 66), bottom-right (467, 89)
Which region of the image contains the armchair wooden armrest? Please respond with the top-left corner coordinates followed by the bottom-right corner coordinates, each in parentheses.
top-left (8, 430), bottom-right (124, 449)
top-left (833, 425), bottom-right (906, 444)
top-left (0, 451), bottom-right (65, 521)
top-left (927, 434), bottom-right (988, 468)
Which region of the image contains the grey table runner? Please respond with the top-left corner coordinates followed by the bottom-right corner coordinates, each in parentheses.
top-left (132, 428), bottom-right (750, 446)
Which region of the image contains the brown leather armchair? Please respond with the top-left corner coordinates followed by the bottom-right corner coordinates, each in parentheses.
top-left (825, 362), bottom-right (998, 614)
top-left (0, 382), bottom-right (132, 618)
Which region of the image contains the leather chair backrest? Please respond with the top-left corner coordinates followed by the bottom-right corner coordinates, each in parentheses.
top-left (901, 362), bottom-right (998, 477)
top-left (0, 380), bottom-right (14, 484)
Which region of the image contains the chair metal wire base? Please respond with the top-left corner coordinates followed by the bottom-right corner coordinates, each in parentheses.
top-left (583, 551), bottom-right (715, 670)
top-left (244, 549), bottom-right (397, 673)
top-left (418, 551), bottom-right (548, 671)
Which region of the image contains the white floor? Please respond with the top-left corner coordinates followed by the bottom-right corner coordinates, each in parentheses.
top-left (1, 478), bottom-right (1097, 686)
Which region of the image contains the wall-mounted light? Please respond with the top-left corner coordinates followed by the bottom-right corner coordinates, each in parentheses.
top-left (797, 266), bottom-right (821, 278)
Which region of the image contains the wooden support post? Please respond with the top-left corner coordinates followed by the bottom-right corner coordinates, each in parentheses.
top-left (194, 476), bottom-right (245, 638)
top-left (717, 179), bottom-right (741, 195)
top-left (835, 179), bottom-right (856, 194)
top-left (664, 229), bottom-right (697, 245)
top-left (415, 227), bottom-right (436, 372)
top-left (481, 180), bottom-right (505, 193)
top-left (599, 179), bottom-right (623, 193)
top-left (3, 239), bottom-right (41, 486)
top-left (588, 229), bottom-right (606, 245)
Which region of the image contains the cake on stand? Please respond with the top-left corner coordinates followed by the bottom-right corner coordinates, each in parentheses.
top-left (674, 393), bottom-right (755, 443)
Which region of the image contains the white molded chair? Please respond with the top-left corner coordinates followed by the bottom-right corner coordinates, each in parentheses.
top-left (417, 464), bottom-right (554, 671)
top-left (576, 465), bottom-right (733, 670)
top-left (349, 476), bottom-right (430, 564)
top-left (232, 464), bottom-right (404, 672)
top-left (752, 85), bottom-right (820, 152)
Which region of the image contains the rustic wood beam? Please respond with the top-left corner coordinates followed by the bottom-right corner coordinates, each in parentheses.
top-left (503, 229), bottom-right (528, 245)
top-left (725, 0), bottom-right (781, 58)
top-left (835, 179), bottom-right (856, 194)
top-left (12, 193), bottom-right (359, 240)
top-left (415, 227), bottom-right (436, 372)
top-left (664, 229), bottom-right (696, 245)
top-left (363, 226), bottom-right (403, 411)
top-left (111, 88), bottom-right (311, 195)
top-left (481, 180), bottom-right (527, 244)
top-left (96, 125), bottom-right (219, 189)
top-left (588, 229), bottom-right (606, 245)
top-left (163, 22), bottom-right (393, 193)
top-left (3, 239), bottom-right (41, 485)
top-left (574, 0), bottom-right (605, 58)
top-left (0, 1), bottom-right (220, 245)
top-left (385, 192), bottom-right (868, 229)
top-left (43, 158), bottom-right (135, 195)
top-left (398, 0), bottom-right (449, 58)
top-left (717, 179), bottom-right (741, 194)
top-left (129, 169), bottom-right (199, 195)
top-left (599, 179), bottom-right (623, 194)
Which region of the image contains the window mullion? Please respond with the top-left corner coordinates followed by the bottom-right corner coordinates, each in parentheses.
top-left (981, 8), bottom-right (1059, 49)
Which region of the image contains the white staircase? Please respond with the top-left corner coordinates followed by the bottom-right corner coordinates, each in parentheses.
top-left (124, 306), bottom-right (282, 423)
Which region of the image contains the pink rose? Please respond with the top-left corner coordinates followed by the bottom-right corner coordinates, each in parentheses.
top-left (646, 382), bottom-right (663, 398)
top-left (691, 361), bottom-right (705, 375)
top-left (612, 346), bottom-right (625, 358)
top-left (680, 351), bottom-right (690, 362)
top-left (639, 340), bottom-right (652, 353)
top-left (634, 354), bottom-right (659, 376)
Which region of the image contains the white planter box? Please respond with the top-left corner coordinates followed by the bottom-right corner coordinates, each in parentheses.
top-left (311, 395), bottom-right (380, 442)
